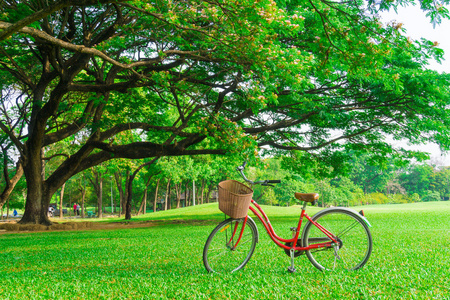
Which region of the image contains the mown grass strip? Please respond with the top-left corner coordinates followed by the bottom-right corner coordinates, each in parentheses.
top-left (1, 202), bottom-right (449, 299)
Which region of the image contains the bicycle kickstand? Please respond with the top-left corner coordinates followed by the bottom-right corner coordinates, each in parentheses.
top-left (288, 248), bottom-right (296, 273)
top-left (332, 244), bottom-right (341, 270)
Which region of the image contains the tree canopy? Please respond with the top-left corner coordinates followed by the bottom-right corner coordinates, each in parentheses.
top-left (1, 0), bottom-right (450, 224)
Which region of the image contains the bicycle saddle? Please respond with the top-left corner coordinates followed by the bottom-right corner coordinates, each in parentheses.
top-left (294, 193), bottom-right (319, 203)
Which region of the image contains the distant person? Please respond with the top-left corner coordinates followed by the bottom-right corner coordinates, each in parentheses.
top-left (76, 203), bottom-right (80, 216)
top-left (48, 206), bottom-right (54, 217)
top-left (73, 203), bottom-right (77, 215)
top-left (13, 209), bottom-right (18, 217)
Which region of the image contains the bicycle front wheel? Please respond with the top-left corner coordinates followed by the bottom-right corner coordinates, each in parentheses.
top-left (302, 208), bottom-right (372, 271)
top-left (203, 217), bottom-right (258, 273)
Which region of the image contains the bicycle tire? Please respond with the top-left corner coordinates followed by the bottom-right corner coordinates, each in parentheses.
top-left (301, 208), bottom-right (372, 271)
top-left (203, 216), bottom-right (258, 273)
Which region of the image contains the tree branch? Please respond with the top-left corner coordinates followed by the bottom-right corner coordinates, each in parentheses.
top-left (259, 124), bottom-right (383, 151)
top-left (0, 0), bottom-right (132, 41)
top-left (0, 121), bottom-right (24, 155)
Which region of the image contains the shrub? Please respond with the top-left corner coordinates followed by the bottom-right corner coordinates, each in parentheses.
top-left (367, 192), bottom-right (389, 205)
top-left (421, 190), bottom-right (441, 202)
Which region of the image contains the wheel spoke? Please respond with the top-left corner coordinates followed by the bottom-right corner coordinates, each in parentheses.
top-left (303, 210), bottom-right (372, 271)
top-left (335, 220), bottom-right (360, 238)
top-left (209, 249), bottom-right (230, 260)
top-left (203, 218), bottom-right (258, 273)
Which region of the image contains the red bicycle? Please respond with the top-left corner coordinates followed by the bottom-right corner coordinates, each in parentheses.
top-left (203, 162), bottom-right (373, 273)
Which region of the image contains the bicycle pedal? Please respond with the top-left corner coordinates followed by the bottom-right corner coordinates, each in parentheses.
top-left (287, 266), bottom-right (296, 273)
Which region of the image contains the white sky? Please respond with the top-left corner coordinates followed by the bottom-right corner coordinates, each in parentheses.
top-left (380, 5), bottom-right (450, 73)
top-left (380, 6), bottom-right (450, 166)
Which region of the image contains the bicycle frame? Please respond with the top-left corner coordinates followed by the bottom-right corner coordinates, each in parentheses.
top-left (231, 199), bottom-right (338, 252)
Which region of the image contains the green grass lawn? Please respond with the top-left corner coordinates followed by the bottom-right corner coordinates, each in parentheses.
top-left (1, 202), bottom-right (449, 299)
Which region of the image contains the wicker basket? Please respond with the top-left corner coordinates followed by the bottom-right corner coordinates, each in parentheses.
top-left (218, 180), bottom-right (254, 219)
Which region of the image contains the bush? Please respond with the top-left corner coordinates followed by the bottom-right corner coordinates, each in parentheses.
top-left (388, 194), bottom-right (409, 204)
top-left (421, 190), bottom-right (441, 202)
top-left (410, 193), bottom-right (420, 203)
top-left (367, 192), bottom-right (389, 205)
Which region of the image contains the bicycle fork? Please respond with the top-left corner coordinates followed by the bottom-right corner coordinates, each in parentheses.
top-left (226, 216), bottom-right (248, 250)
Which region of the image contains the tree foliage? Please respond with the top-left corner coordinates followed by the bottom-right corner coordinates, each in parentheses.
top-left (1, 0), bottom-right (450, 224)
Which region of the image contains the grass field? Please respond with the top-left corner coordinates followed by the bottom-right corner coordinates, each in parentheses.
top-left (1, 202), bottom-right (449, 299)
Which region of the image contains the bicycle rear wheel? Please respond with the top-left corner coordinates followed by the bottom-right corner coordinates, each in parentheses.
top-left (302, 208), bottom-right (372, 271)
top-left (203, 217), bottom-right (258, 273)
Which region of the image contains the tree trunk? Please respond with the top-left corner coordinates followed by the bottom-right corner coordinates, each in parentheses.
top-left (91, 169), bottom-right (103, 218)
top-left (205, 185), bottom-right (213, 204)
top-left (143, 185), bottom-right (148, 214)
top-left (138, 173), bottom-right (155, 215)
top-left (201, 179), bottom-right (205, 205)
top-left (81, 186), bottom-right (86, 219)
top-left (79, 176), bottom-right (86, 219)
top-left (114, 171), bottom-right (124, 217)
top-left (6, 198), bottom-right (10, 220)
top-left (192, 180), bottom-right (196, 206)
top-left (14, 44), bottom-right (99, 225)
top-left (20, 185), bottom-right (53, 225)
top-left (125, 159), bottom-right (158, 220)
top-left (97, 176), bottom-right (103, 218)
top-left (168, 184), bottom-right (172, 210)
top-left (115, 170), bottom-right (131, 215)
top-left (164, 179), bottom-right (171, 211)
top-left (59, 183), bottom-right (65, 219)
top-left (19, 83), bottom-right (64, 225)
top-left (123, 170), bottom-right (130, 213)
top-left (175, 183), bottom-right (181, 208)
top-left (153, 178), bottom-right (160, 213)
top-left (137, 190), bottom-right (147, 215)
top-left (125, 172), bottom-right (133, 220)
top-left (144, 189), bottom-right (148, 214)
top-left (19, 146), bottom-right (53, 225)
top-left (185, 182), bottom-right (190, 207)
top-left (216, 184), bottom-right (219, 202)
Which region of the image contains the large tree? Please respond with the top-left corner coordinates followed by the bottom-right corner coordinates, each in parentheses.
top-left (1, 0), bottom-right (450, 224)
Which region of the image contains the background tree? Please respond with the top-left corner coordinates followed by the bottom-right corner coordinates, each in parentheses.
top-left (398, 164), bottom-right (435, 196)
top-left (0, 72), bottom-right (24, 210)
top-left (0, 143), bottom-right (24, 211)
top-left (432, 167), bottom-right (450, 200)
top-left (137, 166), bottom-right (161, 215)
top-left (89, 166), bottom-right (106, 218)
top-left (124, 157), bottom-right (158, 219)
top-left (348, 153), bottom-right (403, 194)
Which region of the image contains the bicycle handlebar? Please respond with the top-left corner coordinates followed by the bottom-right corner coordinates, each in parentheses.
top-left (267, 180), bottom-right (281, 184)
top-left (237, 163), bottom-right (245, 171)
top-left (237, 162), bottom-right (281, 186)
